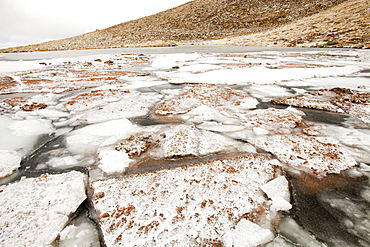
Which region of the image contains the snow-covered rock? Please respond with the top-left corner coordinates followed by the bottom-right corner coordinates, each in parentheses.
top-left (0, 171), bottom-right (86, 247)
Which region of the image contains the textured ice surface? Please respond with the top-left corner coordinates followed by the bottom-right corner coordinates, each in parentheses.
top-left (98, 149), bottom-right (131, 175)
top-left (92, 154), bottom-right (284, 246)
top-left (58, 215), bottom-right (100, 247)
top-left (66, 119), bottom-right (137, 155)
top-left (154, 84), bottom-right (258, 120)
top-left (8, 118), bottom-right (54, 136)
top-left (151, 53), bottom-right (199, 69)
top-left (115, 124), bottom-right (247, 160)
top-left (0, 171), bottom-right (86, 247)
top-left (0, 150), bottom-right (21, 179)
top-left (164, 66), bottom-right (360, 85)
top-left (241, 108), bottom-right (304, 135)
top-left (0, 116), bottom-right (51, 157)
top-left (72, 92), bottom-right (161, 125)
top-left (251, 134), bottom-right (357, 177)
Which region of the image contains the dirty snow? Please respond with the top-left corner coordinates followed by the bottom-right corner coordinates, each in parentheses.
top-left (92, 154), bottom-right (284, 247)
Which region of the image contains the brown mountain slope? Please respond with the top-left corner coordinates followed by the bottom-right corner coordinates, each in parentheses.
top-left (1, 0), bottom-right (347, 52)
top-left (208, 0), bottom-right (370, 48)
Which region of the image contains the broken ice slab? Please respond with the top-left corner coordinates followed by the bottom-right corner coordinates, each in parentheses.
top-left (63, 89), bottom-right (131, 113)
top-left (114, 124), bottom-right (249, 161)
top-left (250, 134), bottom-right (357, 177)
top-left (92, 154), bottom-right (287, 246)
top-left (0, 150), bottom-right (21, 179)
top-left (272, 87), bottom-right (370, 125)
top-left (0, 115), bottom-right (55, 159)
top-left (71, 92), bottom-right (162, 125)
top-left (154, 83), bottom-right (258, 122)
top-left (240, 108), bottom-right (305, 135)
top-left (1, 54), bottom-right (151, 94)
top-left (0, 171), bottom-right (86, 247)
top-left (66, 118), bottom-right (137, 155)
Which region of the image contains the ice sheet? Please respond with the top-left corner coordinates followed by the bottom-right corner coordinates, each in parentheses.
top-left (0, 171), bottom-right (86, 246)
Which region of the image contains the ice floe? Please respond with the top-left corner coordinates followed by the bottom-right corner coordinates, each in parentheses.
top-left (154, 84), bottom-right (258, 121)
top-left (272, 87), bottom-right (370, 125)
top-left (0, 116), bottom-right (53, 158)
top-left (114, 124), bottom-right (248, 161)
top-left (151, 53), bottom-right (199, 69)
top-left (0, 171), bottom-right (86, 246)
top-left (71, 92), bottom-right (162, 125)
top-left (92, 154), bottom-right (285, 246)
top-left (66, 118), bottom-right (137, 155)
top-left (240, 108), bottom-right (304, 135)
top-left (0, 150), bottom-right (21, 179)
top-left (8, 118), bottom-right (54, 136)
top-left (250, 134), bottom-right (357, 177)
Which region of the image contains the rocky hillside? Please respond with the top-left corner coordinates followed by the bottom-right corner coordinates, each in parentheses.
top-left (0, 0), bottom-right (351, 52)
top-left (208, 0), bottom-right (370, 48)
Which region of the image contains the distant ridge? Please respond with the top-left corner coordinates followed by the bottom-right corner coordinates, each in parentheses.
top-left (209, 0), bottom-right (369, 48)
top-left (1, 0), bottom-right (367, 52)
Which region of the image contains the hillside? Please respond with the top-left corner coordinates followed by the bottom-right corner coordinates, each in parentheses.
top-left (0, 0), bottom-right (351, 52)
top-left (208, 0), bottom-right (370, 48)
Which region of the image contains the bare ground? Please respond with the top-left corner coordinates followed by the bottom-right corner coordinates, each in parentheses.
top-left (0, 0), bottom-right (368, 52)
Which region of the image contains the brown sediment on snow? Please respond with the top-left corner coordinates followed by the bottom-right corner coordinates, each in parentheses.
top-left (272, 87), bottom-right (370, 124)
top-left (64, 89), bottom-right (130, 112)
top-left (0, 75), bottom-right (18, 91)
top-left (0, 171), bottom-right (86, 247)
top-left (241, 108), bottom-right (304, 134)
top-left (250, 134), bottom-right (357, 177)
top-left (91, 154), bottom-right (287, 246)
top-left (115, 124), bottom-right (243, 160)
top-left (2, 96), bottom-right (47, 111)
top-left (0, 54), bottom-right (151, 94)
top-left (154, 84), bottom-right (257, 119)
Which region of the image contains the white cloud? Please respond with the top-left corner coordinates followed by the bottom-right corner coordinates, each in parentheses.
top-left (0, 0), bottom-right (192, 48)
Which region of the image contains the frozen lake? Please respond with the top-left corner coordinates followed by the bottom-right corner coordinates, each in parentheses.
top-left (0, 45), bottom-right (370, 246)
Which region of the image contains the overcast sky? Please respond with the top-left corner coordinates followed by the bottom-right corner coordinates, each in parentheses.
top-left (0, 0), bottom-right (192, 49)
